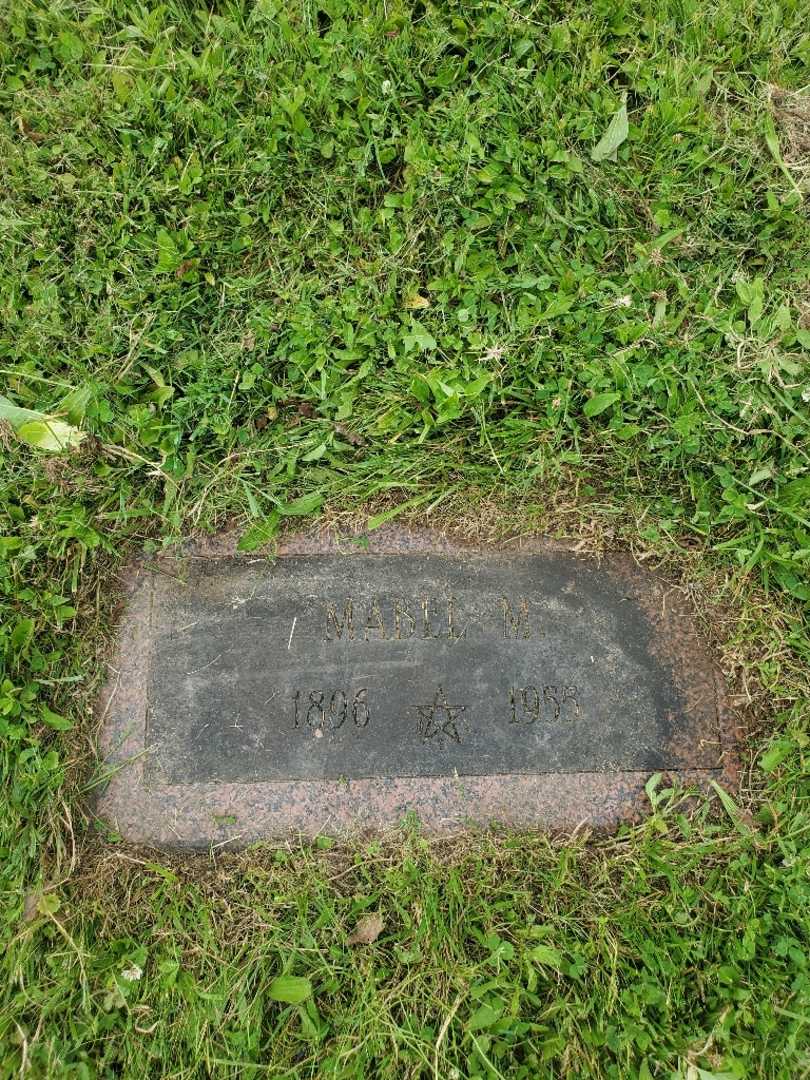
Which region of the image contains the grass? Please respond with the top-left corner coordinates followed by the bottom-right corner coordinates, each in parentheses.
top-left (0, 0), bottom-right (809, 1074)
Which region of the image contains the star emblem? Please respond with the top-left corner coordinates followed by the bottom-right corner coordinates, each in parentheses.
top-left (415, 686), bottom-right (465, 744)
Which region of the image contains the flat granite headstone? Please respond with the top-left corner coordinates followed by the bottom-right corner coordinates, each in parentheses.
top-left (97, 528), bottom-right (737, 847)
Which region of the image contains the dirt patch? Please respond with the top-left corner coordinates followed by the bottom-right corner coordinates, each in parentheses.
top-left (770, 85), bottom-right (810, 175)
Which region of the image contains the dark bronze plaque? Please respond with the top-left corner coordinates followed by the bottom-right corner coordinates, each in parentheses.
top-left (97, 529), bottom-right (736, 847)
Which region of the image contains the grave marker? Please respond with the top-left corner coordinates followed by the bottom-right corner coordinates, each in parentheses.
top-left (97, 529), bottom-right (737, 847)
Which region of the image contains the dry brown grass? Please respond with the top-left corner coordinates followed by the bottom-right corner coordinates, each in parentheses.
top-left (770, 85), bottom-right (810, 169)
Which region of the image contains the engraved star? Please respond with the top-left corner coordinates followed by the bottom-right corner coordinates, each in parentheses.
top-left (415, 686), bottom-right (465, 744)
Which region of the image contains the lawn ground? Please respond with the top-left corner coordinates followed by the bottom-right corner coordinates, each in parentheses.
top-left (1, 1), bottom-right (809, 1076)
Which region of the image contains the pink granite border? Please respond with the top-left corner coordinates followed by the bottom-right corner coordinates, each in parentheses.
top-left (94, 525), bottom-right (739, 849)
